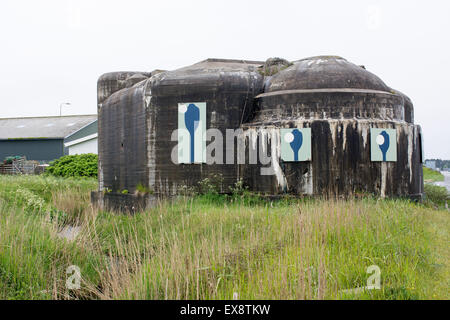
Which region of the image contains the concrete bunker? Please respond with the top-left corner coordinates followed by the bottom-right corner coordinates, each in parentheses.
top-left (92, 56), bottom-right (424, 212)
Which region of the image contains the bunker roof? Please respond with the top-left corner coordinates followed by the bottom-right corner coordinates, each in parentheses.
top-left (170, 58), bottom-right (264, 74)
top-left (266, 55), bottom-right (391, 93)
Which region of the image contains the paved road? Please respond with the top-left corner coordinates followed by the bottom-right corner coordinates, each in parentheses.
top-left (434, 171), bottom-right (450, 192)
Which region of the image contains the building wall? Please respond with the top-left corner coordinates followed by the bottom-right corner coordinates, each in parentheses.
top-left (239, 90), bottom-right (424, 199)
top-left (64, 120), bottom-right (98, 144)
top-left (425, 160), bottom-right (436, 170)
top-left (98, 80), bottom-right (148, 193)
top-left (68, 137), bottom-right (98, 155)
top-left (0, 139), bottom-right (64, 162)
top-left (145, 62), bottom-right (264, 196)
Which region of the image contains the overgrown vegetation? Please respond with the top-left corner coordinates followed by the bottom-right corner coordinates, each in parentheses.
top-left (0, 176), bottom-right (448, 300)
top-left (422, 166), bottom-right (449, 208)
top-left (424, 184), bottom-right (449, 208)
top-left (423, 166), bottom-right (444, 183)
top-left (46, 154), bottom-right (98, 178)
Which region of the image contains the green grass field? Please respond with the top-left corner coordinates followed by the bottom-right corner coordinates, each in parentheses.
top-left (0, 175), bottom-right (448, 300)
top-left (423, 166), bottom-right (445, 183)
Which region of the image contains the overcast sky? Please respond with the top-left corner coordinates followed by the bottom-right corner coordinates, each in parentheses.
top-left (0, 0), bottom-right (449, 158)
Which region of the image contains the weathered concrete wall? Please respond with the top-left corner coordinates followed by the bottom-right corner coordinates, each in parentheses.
top-left (251, 90), bottom-right (405, 122)
top-left (98, 79), bottom-right (149, 193)
top-left (97, 72), bottom-right (151, 105)
top-left (91, 191), bottom-right (155, 213)
top-left (145, 59), bottom-right (264, 196)
top-left (240, 121), bottom-right (423, 198)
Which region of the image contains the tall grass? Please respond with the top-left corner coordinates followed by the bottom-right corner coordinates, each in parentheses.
top-left (422, 165), bottom-right (449, 208)
top-left (424, 184), bottom-right (449, 208)
top-left (0, 176), bottom-right (448, 300)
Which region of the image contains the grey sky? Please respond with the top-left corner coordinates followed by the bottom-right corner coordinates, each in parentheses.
top-left (0, 0), bottom-right (449, 158)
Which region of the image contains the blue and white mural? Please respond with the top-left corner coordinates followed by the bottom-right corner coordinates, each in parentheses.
top-left (178, 102), bottom-right (206, 163)
top-left (370, 128), bottom-right (397, 162)
top-left (280, 128), bottom-right (312, 162)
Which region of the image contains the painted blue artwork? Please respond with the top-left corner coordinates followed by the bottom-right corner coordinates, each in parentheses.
top-left (378, 130), bottom-right (390, 161)
top-left (281, 128), bottom-right (311, 162)
top-left (370, 128), bottom-right (397, 162)
top-left (184, 104), bottom-right (200, 163)
top-left (178, 102), bottom-right (206, 163)
top-left (289, 129), bottom-right (303, 161)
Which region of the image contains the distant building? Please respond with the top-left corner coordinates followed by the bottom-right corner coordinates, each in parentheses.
top-left (425, 160), bottom-right (437, 170)
top-left (63, 119), bottom-right (98, 155)
top-left (0, 115), bottom-right (97, 162)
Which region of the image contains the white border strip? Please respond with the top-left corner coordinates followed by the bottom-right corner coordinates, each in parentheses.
top-left (64, 133), bottom-right (98, 147)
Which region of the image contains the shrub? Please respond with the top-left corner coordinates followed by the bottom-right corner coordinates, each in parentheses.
top-left (197, 174), bottom-right (224, 195)
top-left (136, 183), bottom-right (153, 195)
top-left (424, 184), bottom-right (449, 207)
top-left (15, 187), bottom-right (46, 213)
top-left (229, 178), bottom-right (247, 196)
top-left (46, 154), bottom-right (98, 178)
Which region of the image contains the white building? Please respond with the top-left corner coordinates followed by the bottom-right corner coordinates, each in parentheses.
top-left (64, 119), bottom-right (98, 155)
top-left (424, 160), bottom-right (436, 170)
